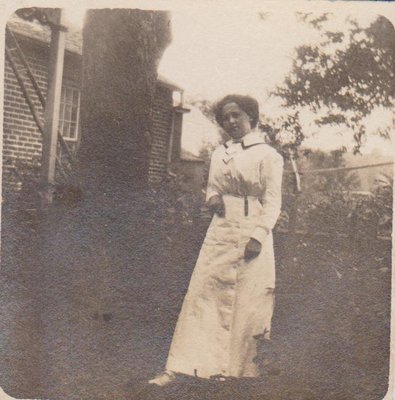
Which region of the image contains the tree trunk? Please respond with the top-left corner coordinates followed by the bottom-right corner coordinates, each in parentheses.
top-left (78, 9), bottom-right (171, 192)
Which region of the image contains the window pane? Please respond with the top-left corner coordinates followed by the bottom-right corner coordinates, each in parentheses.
top-left (71, 105), bottom-right (78, 122)
top-left (59, 103), bottom-right (65, 121)
top-left (66, 87), bottom-right (73, 102)
top-left (70, 123), bottom-right (77, 139)
top-left (63, 122), bottom-right (70, 138)
top-left (59, 85), bottom-right (80, 140)
top-left (65, 105), bottom-right (72, 121)
top-left (72, 89), bottom-right (79, 105)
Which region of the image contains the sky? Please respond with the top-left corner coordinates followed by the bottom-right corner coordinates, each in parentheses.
top-left (158, 9), bottom-right (320, 102)
top-left (62, 3), bottom-right (395, 157)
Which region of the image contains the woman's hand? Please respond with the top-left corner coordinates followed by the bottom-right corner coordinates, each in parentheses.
top-left (207, 195), bottom-right (225, 217)
top-left (244, 238), bottom-right (262, 260)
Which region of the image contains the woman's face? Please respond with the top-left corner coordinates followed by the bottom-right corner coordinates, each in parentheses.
top-left (221, 102), bottom-right (252, 140)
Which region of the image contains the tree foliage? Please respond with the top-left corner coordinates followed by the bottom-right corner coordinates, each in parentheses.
top-left (259, 112), bottom-right (304, 158)
top-left (273, 14), bottom-right (395, 153)
top-left (190, 14), bottom-right (395, 157)
top-left (187, 97), bottom-right (216, 124)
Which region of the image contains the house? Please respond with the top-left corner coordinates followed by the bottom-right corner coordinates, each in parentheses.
top-left (172, 149), bottom-right (206, 193)
top-left (3, 12), bottom-right (189, 203)
top-left (170, 105), bottom-right (220, 192)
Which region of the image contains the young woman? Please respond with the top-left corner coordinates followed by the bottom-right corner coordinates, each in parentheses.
top-left (149, 94), bottom-right (283, 385)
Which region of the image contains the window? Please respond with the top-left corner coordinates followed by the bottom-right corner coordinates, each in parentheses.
top-left (58, 86), bottom-right (80, 141)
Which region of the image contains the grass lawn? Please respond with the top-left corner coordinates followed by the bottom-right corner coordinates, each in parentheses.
top-left (0, 193), bottom-right (391, 400)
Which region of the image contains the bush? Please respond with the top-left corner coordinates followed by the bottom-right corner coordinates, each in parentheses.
top-left (278, 151), bottom-right (393, 238)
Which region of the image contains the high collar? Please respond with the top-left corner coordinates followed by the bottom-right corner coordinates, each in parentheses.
top-left (224, 131), bottom-right (266, 149)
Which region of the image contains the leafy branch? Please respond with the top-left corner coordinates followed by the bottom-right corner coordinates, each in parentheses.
top-left (273, 15), bottom-right (395, 153)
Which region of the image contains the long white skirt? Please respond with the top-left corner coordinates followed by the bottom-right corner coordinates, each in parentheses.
top-left (166, 195), bottom-right (276, 378)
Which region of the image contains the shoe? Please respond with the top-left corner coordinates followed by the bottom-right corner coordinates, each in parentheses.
top-left (148, 370), bottom-right (176, 386)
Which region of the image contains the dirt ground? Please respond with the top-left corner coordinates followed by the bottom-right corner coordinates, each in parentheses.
top-left (0, 192), bottom-right (391, 400)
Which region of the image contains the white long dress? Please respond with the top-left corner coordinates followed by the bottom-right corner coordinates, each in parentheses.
top-left (166, 131), bottom-right (284, 379)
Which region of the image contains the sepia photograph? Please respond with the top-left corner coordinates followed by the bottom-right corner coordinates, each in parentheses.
top-left (0, 1), bottom-right (394, 399)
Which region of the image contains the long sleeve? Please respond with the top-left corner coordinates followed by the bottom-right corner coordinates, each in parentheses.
top-left (250, 151), bottom-right (283, 244)
top-left (205, 152), bottom-right (221, 202)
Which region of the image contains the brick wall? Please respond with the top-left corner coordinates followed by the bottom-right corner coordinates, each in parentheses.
top-left (149, 84), bottom-right (174, 183)
top-left (3, 31), bottom-right (175, 202)
top-left (3, 39), bottom-right (46, 197)
top-left (3, 34), bottom-right (81, 201)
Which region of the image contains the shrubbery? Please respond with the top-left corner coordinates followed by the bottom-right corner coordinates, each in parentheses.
top-left (280, 150), bottom-right (393, 238)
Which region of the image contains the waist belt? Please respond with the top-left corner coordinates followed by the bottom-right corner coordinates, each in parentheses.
top-left (221, 195), bottom-right (262, 218)
top-left (244, 196), bottom-right (248, 216)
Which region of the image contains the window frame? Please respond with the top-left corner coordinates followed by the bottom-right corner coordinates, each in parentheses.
top-left (58, 85), bottom-right (81, 142)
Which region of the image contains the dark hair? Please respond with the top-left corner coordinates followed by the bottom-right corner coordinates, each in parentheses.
top-left (214, 94), bottom-right (259, 129)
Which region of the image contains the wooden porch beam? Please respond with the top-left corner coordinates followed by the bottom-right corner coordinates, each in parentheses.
top-left (41, 8), bottom-right (66, 189)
